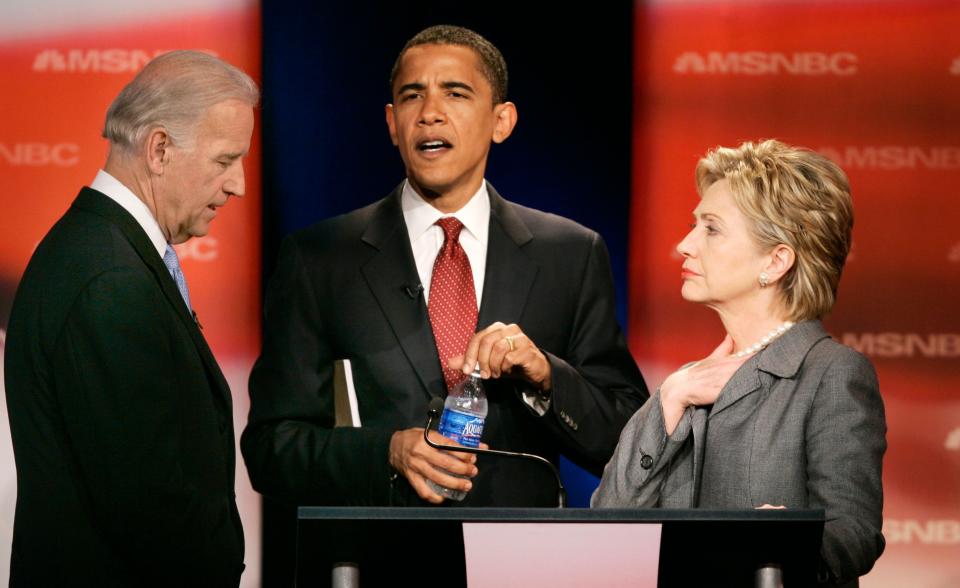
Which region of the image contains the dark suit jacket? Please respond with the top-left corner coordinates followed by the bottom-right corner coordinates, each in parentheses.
top-left (242, 183), bottom-right (648, 507)
top-left (4, 188), bottom-right (244, 587)
top-left (593, 320), bottom-right (886, 585)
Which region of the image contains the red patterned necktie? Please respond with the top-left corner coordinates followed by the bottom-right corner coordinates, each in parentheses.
top-left (428, 217), bottom-right (478, 391)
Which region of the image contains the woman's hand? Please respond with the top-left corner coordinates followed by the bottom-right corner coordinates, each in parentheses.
top-left (660, 335), bottom-right (750, 435)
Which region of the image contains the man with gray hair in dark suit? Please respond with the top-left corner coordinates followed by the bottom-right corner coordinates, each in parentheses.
top-left (5, 50), bottom-right (257, 587)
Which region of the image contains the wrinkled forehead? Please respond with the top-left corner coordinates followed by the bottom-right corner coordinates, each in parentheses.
top-left (192, 99), bottom-right (254, 151)
top-left (393, 44), bottom-right (489, 91)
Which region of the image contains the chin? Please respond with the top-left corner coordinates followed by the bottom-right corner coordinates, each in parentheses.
top-left (409, 172), bottom-right (452, 192)
top-left (188, 224), bottom-right (211, 239)
top-left (679, 283), bottom-right (700, 302)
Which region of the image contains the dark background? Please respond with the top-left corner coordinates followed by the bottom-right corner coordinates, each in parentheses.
top-left (261, 1), bottom-right (634, 584)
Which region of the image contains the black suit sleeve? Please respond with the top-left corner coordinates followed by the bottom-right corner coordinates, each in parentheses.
top-left (531, 232), bottom-right (649, 472)
top-left (242, 236), bottom-right (397, 505)
top-left (52, 267), bottom-right (241, 585)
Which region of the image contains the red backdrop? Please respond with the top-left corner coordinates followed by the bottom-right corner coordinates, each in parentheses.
top-left (629, 1), bottom-right (960, 585)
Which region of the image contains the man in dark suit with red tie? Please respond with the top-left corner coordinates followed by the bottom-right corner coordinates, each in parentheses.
top-left (242, 25), bottom-right (648, 510)
top-left (4, 51), bottom-right (257, 586)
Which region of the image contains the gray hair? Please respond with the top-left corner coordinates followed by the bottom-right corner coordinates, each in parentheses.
top-left (103, 50), bottom-right (259, 154)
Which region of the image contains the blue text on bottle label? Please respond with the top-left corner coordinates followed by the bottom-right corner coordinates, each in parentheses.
top-left (438, 409), bottom-right (485, 448)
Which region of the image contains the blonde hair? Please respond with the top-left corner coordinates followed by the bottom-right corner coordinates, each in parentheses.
top-left (695, 139), bottom-right (853, 321)
top-left (103, 50), bottom-right (259, 154)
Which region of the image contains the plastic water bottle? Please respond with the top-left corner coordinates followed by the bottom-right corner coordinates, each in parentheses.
top-left (427, 365), bottom-right (487, 501)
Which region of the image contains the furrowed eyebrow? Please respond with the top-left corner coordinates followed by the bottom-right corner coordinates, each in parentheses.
top-left (397, 81), bottom-right (476, 95)
top-left (397, 82), bottom-right (426, 94)
top-left (441, 81), bottom-right (475, 94)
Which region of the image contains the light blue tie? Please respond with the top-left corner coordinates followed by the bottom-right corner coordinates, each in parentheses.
top-left (162, 245), bottom-right (193, 313)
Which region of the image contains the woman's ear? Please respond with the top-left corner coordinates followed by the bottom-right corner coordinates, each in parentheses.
top-left (764, 244), bottom-right (796, 285)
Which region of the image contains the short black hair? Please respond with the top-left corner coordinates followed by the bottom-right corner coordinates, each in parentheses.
top-left (390, 25), bottom-right (508, 104)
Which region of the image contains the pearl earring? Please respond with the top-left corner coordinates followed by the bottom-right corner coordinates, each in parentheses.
top-left (759, 272), bottom-right (769, 288)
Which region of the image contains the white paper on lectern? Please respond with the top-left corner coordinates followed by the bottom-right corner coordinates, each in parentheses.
top-left (462, 522), bottom-right (661, 588)
top-left (333, 359), bottom-right (361, 427)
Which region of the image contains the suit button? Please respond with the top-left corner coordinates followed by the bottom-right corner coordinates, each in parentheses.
top-left (640, 454), bottom-right (653, 469)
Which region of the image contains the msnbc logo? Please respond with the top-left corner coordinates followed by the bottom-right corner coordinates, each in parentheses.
top-left (841, 333), bottom-right (960, 358)
top-left (946, 428), bottom-right (960, 451)
top-left (32, 49), bottom-right (186, 73)
top-left (672, 51), bottom-right (857, 76)
top-left (0, 143), bottom-right (79, 167)
top-left (949, 243), bottom-right (960, 264)
top-left (174, 237), bottom-right (219, 263)
top-left (818, 146), bottom-right (960, 171)
top-left (884, 519), bottom-right (960, 544)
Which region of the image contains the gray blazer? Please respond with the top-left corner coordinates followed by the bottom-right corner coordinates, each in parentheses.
top-left (592, 320), bottom-right (886, 585)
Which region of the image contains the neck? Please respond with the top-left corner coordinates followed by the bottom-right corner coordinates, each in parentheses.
top-left (714, 304), bottom-right (792, 356)
top-left (104, 152), bottom-right (172, 242)
top-left (408, 177), bottom-right (483, 214)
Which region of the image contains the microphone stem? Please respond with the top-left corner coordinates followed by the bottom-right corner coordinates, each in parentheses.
top-left (425, 412), bottom-right (567, 508)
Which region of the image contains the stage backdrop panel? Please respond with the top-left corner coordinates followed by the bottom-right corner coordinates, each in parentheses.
top-left (630, 1), bottom-right (960, 586)
top-left (0, 1), bottom-right (262, 585)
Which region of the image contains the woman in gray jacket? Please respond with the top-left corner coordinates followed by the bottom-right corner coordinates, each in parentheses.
top-left (593, 140), bottom-right (886, 586)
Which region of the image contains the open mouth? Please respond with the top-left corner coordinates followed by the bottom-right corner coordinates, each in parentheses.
top-left (418, 139), bottom-right (452, 152)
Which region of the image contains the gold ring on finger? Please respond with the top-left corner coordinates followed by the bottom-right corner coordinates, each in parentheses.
top-left (504, 335), bottom-right (516, 352)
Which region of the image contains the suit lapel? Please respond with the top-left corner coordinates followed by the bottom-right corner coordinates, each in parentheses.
top-left (708, 320), bottom-right (829, 419)
top-left (360, 189), bottom-right (446, 399)
top-left (357, 184), bottom-right (541, 399)
top-left (477, 184), bottom-right (538, 328)
top-left (708, 358), bottom-right (762, 419)
top-left (756, 320), bottom-right (831, 378)
top-left (690, 408), bottom-right (709, 505)
top-left (74, 188), bottom-right (232, 408)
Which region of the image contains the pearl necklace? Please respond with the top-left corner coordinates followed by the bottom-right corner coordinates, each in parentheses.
top-left (734, 321), bottom-right (795, 358)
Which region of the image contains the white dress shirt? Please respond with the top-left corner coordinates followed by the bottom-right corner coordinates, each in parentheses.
top-left (401, 179), bottom-right (489, 306)
top-left (90, 169), bottom-right (167, 259)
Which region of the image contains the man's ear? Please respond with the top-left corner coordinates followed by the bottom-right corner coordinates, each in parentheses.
top-left (145, 127), bottom-right (171, 175)
top-left (491, 102), bottom-right (517, 144)
top-left (385, 104), bottom-right (399, 147)
top-left (764, 244), bottom-right (796, 286)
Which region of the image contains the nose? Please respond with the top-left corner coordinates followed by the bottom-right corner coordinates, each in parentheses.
top-left (223, 161), bottom-right (246, 198)
top-left (676, 228), bottom-right (695, 258)
top-left (418, 91), bottom-right (446, 125)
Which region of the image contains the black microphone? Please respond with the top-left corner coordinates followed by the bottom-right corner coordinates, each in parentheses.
top-left (424, 397), bottom-right (567, 508)
top-left (403, 283), bottom-right (423, 299)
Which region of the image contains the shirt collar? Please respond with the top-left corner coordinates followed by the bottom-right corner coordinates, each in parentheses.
top-left (401, 179), bottom-right (490, 245)
top-left (90, 169), bottom-right (167, 258)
